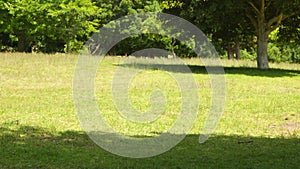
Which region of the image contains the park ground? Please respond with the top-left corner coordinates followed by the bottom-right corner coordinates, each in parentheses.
top-left (0, 53), bottom-right (299, 168)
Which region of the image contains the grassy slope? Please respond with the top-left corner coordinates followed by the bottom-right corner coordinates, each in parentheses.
top-left (0, 53), bottom-right (299, 169)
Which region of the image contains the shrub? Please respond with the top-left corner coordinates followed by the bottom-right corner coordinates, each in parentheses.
top-left (268, 43), bottom-right (300, 63)
top-left (240, 49), bottom-right (256, 61)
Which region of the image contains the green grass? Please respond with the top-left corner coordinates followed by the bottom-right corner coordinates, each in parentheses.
top-left (0, 53), bottom-right (299, 168)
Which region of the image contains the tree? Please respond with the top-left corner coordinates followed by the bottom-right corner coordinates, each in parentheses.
top-left (181, 0), bottom-right (255, 59)
top-left (276, 15), bottom-right (300, 63)
top-left (4, 0), bottom-right (49, 52)
top-left (93, 0), bottom-right (165, 56)
top-left (181, 0), bottom-right (299, 68)
top-left (277, 15), bottom-right (300, 45)
top-left (0, 0), bottom-right (14, 51)
top-left (2, 0), bottom-right (99, 53)
top-left (47, 0), bottom-right (99, 53)
top-left (245, 0), bottom-right (300, 69)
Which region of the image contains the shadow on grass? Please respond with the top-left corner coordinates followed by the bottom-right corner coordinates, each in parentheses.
top-left (1, 122), bottom-right (299, 169)
top-left (118, 63), bottom-right (300, 77)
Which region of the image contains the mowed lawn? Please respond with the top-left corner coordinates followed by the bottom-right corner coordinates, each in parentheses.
top-left (0, 53), bottom-right (299, 169)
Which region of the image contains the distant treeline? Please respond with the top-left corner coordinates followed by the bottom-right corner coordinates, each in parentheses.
top-left (0, 0), bottom-right (299, 65)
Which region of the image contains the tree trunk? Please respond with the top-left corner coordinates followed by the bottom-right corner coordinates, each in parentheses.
top-left (246, 0), bottom-right (290, 69)
top-left (257, 24), bottom-right (270, 69)
top-left (227, 44), bottom-right (234, 60)
top-left (235, 40), bottom-right (240, 60)
top-left (66, 40), bottom-right (71, 54)
top-left (17, 35), bottom-right (28, 52)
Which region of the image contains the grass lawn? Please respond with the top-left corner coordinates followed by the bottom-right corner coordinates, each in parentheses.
top-left (0, 53), bottom-right (299, 168)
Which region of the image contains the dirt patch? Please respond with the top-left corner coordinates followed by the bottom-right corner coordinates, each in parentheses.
top-left (282, 122), bottom-right (300, 132)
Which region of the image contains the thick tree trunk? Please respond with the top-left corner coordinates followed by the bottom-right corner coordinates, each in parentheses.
top-left (257, 25), bottom-right (269, 69)
top-left (257, 38), bottom-right (269, 69)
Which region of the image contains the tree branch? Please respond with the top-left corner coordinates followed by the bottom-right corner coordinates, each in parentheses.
top-left (260, 0), bottom-right (265, 13)
top-left (267, 13), bottom-right (283, 28)
top-left (246, 13), bottom-right (258, 31)
top-left (265, 0), bottom-right (272, 8)
top-left (267, 13), bottom-right (290, 32)
top-left (248, 2), bottom-right (260, 16)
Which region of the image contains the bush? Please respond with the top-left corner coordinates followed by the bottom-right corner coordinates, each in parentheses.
top-left (268, 43), bottom-right (300, 63)
top-left (240, 49), bottom-right (256, 61)
top-left (268, 43), bottom-right (282, 63)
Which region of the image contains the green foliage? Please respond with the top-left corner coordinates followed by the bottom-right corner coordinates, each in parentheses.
top-left (235, 43), bottom-right (300, 63)
top-left (0, 0), bottom-right (99, 53)
top-left (0, 0), bottom-right (299, 64)
top-left (97, 1), bottom-right (166, 56)
top-left (278, 15), bottom-right (300, 44)
top-left (3, 0), bottom-right (47, 51)
top-left (268, 43), bottom-right (300, 63)
top-left (240, 49), bottom-right (256, 61)
top-left (0, 1), bottom-right (12, 50)
top-left (160, 0), bottom-right (183, 9)
top-left (269, 21), bottom-right (300, 63)
top-left (47, 0), bottom-right (99, 53)
top-left (182, 0), bottom-right (256, 59)
top-left (268, 43), bottom-right (282, 62)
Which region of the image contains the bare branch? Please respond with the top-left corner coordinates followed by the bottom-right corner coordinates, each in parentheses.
top-left (265, 0), bottom-right (272, 8)
top-left (248, 2), bottom-right (260, 16)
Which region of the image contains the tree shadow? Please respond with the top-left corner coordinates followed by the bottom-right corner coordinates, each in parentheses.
top-left (118, 63), bottom-right (300, 77)
top-left (1, 122), bottom-right (299, 168)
